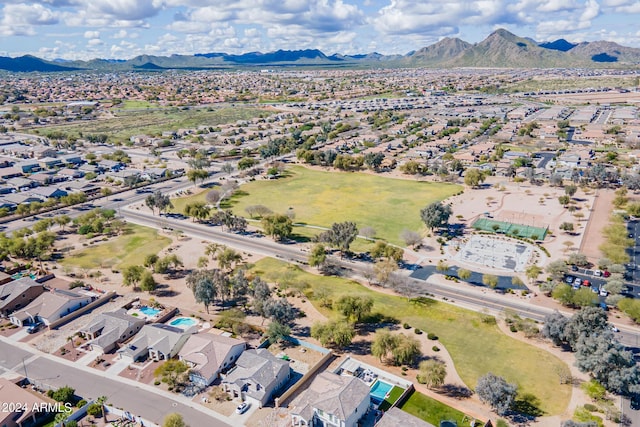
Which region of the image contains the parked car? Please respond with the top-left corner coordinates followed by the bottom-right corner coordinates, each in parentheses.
top-left (570, 265), bottom-right (579, 272)
top-left (603, 270), bottom-right (611, 278)
top-left (611, 325), bottom-right (620, 332)
top-left (600, 288), bottom-right (609, 297)
top-left (236, 402), bottom-right (250, 415)
top-left (565, 276), bottom-right (575, 284)
top-left (594, 270), bottom-right (602, 277)
top-left (574, 278), bottom-right (582, 286)
top-left (582, 280), bottom-right (591, 287)
top-left (26, 322), bottom-right (44, 334)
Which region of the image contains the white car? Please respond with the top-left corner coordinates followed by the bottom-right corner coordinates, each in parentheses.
top-left (236, 402), bottom-right (250, 414)
top-left (610, 325), bottom-right (620, 333)
top-left (600, 289), bottom-right (609, 297)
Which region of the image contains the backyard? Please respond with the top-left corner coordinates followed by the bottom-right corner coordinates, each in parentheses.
top-left (250, 257), bottom-right (571, 416)
top-left (59, 224), bottom-right (171, 270)
top-left (175, 166), bottom-right (461, 245)
top-left (401, 391), bottom-right (470, 426)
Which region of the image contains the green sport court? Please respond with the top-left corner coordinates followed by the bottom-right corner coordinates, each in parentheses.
top-left (472, 217), bottom-right (548, 240)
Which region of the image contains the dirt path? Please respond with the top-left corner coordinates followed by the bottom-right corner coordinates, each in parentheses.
top-left (580, 189), bottom-right (614, 263)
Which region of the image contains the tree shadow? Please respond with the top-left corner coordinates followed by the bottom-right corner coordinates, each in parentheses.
top-left (512, 392), bottom-right (545, 418)
top-left (438, 384), bottom-right (473, 399)
top-left (291, 325), bottom-right (311, 338)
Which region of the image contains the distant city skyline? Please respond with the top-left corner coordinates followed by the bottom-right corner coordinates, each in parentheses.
top-left (1, 0), bottom-right (640, 60)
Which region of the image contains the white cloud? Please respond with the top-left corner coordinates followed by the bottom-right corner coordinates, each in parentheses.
top-left (0, 3), bottom-right (59, 36)
top-left (84, 30), bottom-right (99, 38)
top-left (87, 38), bottom-right (103, 46)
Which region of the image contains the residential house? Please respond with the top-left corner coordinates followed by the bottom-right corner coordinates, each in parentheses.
top-left (375, 407), bottom-right (435, 427)
top-left (80, 309), bottom-right (145, 353)
top-left (59, 153), bottom-right (83, 166)
top-left (140, 168), bottom-right (168, 181)
top-left (14, 160), bottom-right (40, 174)
top-left (30, 146), bottom-right (57, 159)
top-left (105, 169), bottom-right (140, 184)
top-left (28, 172), bottom-right (54, 186)
top-left (0, 378), bottom-right (51, 427)
top-left (178, 333), bottom-right (246, 386)
top-left (56, 168), bottom-right (84, 180)
top-left (6, 177), bottom-right (36, 191)
top-left (98, 159), bottom-right (123, 172)
top-left (557, 153), bottom-right (584, 169)
top-left (0, 198), bottom-right (15, 210)
top-left (290, 372), bottom-right (370, 427)
top-left (2, 193), bottom-right (44, 205)
top-left (222, 349), bottom-right (291, 408)
top-left (116, 323), bottom-right (195, 362)
top-left (79, 163), bottom-right (100, 174)
top-left (38, 157), bottom-right (62, 170)
top-left (65, 181), bottom-right (101, 196)
top-left (10, 289), bottom-right (95, 326)
top-left (0, 277), bottom-right (46, 317)
top-left (0, 167), bottom-right (23, 180)
top-left (29, 186), bottom-right (68, 199)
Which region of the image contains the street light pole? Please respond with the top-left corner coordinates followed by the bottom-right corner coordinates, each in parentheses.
top-left (22, 356), bottom-right (28, 382)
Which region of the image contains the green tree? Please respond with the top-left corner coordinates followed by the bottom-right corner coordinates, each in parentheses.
top-left (184, 202), bottom-right (210, 222)
top-left (546, 260), bottom-right (568, 282)
top-left (154, 360), bottom-right (189, 390)
top-left (139, 270), bottom-right (157, 293)
top-left (122, 265), bottom-right (145, 290)
top-left (525, 265), bottom-right (542, 284)
top-left (51, 385), bottom-right (75, 403)
top-left (163, 413), bottom-right (188, 427)
top-left (311, 320), bottom-right (355, 348)
top-left (476, 373), bottom-right (517, 416)
top-left (216, 247), bottom-right (243, 271)
top-left (186, 168), bottom-right (209, 186)
top-left (267, 321), bottom-right (291, 344)
top-left (464, 168), bottom-right (485, 188)
top-left (482, 274), bottom-right (499, 289)
top-left (335, 295), bottom-right (374, 323)
top-left (318, 221), bottom-right (359, 254)
top-left (261, 214), bottom-right (293, 241)
top-left (417, 360), bottom-right (447, 389)
top-left (457, 268), bottom-right (472, 281)
top-left (420, 202), bottom-right (452, 231)
top-left (552, 283), bottom-right (575, 306)
top-left (308, 244), bottom-right (327, 267)
top-left (186, 269), bottom-right (226, 313)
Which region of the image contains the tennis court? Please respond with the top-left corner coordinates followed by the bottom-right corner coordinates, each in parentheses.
top-left (472, 217), bottom-right (548, 240)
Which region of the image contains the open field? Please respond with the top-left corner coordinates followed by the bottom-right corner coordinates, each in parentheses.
top-left (400, 391), bottom-right (469, 426)
top-left (250, 258), bottom-right (571, 415)
top-left (31, 106), bottom-right (272, 143)
top-left (59, 224), bottom-right (171, 270)
top-left (227, 166), bottom-right (461, 245)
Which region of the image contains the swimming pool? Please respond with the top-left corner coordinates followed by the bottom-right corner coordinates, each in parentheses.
top-left (169, 317), bottom-right (198, 328)
top-left (370, 380), bottom-right (393, 402)
top-left (139, 306), bottom-right (161, 317)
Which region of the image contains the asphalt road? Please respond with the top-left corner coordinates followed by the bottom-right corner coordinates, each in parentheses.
top-left (0, 341), bottom-right (231, 427)
top-left (123, 208), bottom-right (640, 348)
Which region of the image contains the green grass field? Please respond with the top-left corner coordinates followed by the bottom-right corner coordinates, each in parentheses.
top-left (31, 106), bottom-right (272, 144)
top-left (378, 386), bottom-right (404, 411)
top-left (226, 166), bottom-right (460, 245)
top-left (401, 392), bottom-right (469, 426)
top-left (60, 224), bottom-right (171, 270)
top-left (250, 258), bottom-right (571, 415)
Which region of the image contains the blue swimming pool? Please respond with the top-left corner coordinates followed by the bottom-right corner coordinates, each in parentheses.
top-left (139, 306), bottom-right (161, 317)
top-left (370, 380), bottom-right (393, 402)
top-left (169, 317), bottom-right (198, 328)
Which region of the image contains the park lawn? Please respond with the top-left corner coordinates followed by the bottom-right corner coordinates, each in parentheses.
top-left (378, 386), bottom-right (404, 411)
top-left (226, 166), bottom-right (461, 246)
top-left (60, 224), bottom-right (171, 270)
top-left (401, 391), bottom-right (469, 426)
top-left (31, 106), bottom-right (272, 144)
top-left (250, 258), bottom-right (571, 416)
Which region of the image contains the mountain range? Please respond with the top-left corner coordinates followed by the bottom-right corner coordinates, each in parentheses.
top-left (3, 29), bottom-right (640, 72)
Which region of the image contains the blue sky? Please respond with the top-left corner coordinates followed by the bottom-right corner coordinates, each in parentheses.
top-left (1, 0), bottom-right (640, 60)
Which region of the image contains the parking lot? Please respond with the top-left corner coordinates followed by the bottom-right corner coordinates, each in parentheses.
top-left (626, 220), bottom-right (640, 283)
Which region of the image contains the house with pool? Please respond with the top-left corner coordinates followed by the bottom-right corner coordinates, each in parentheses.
top-left (290, 371), bottom-right (370, 427)
top-left (79, 308), bottom-right (145, 353)
top-left (116, 323), bottom-right (196, 362)
top-left (178, 332), bottom-right (246, 386)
